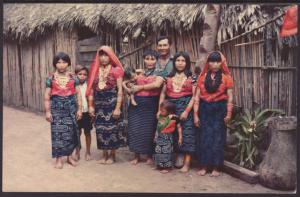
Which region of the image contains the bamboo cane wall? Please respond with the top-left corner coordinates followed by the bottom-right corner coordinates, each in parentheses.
top-left (220, 30), bottom-right (297, 115)
top-left (120, 22), bottom-right (203, 70)
top-left (3, 29), bottom-right (78, 112)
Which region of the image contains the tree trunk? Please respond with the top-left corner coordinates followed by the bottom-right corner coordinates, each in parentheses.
top-left (196, 4), bottom-right (221, 70)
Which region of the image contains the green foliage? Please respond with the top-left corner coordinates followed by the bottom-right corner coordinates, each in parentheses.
top-left (227, 105), bottom-right (285, 170)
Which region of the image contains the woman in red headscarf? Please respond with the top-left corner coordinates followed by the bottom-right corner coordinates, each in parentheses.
top-left (194, 51), bottom-right (234, 177)
top-left (86, 46), bottom-right (127, 164)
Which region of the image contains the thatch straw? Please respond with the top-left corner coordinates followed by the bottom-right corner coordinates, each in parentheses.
top-left (4, 3), bottom-right (205, 41)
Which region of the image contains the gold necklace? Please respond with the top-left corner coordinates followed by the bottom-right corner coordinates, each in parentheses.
top-left (172, 73), bottom-right (187, 93)
top-left (98, 64), bottom-right (111, 90)
top-left (54, 73), bottom-right (69, 88)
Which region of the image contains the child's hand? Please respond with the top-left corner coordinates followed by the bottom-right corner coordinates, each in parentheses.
top-left (180, 111), bottom-right (188, 121)
top-left (154, 132), bottom-right (158, 142)
top-left (178, 137), bottom-right (183, 147)
top-left (168, 114), bottom-right (177, 119)
top-left (112, 108), bottom-right (121, 119)
top-left (88, 107), bottom-right (95, 118)
top-left (156, 111), bottom-right (161, 119)
top-left (76, 110), bottom-right (82, 120)
top-left (45, 111), bottom-right (53, 122)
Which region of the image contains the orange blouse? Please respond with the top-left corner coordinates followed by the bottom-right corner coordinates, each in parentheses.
top-left (197, 73), bottom-right (233, 102)
top-left (135, 75), bottom-right (161, 97)
top-left (166, 77), bottom-right (194, 98)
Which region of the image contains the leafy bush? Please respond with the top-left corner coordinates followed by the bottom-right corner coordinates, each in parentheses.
top-left (227, 105), bottom-right (284, 170)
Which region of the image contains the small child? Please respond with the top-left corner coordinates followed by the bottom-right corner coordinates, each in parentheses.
top-left (122, 67), bottom-right (144, 106)
top-left (44, 52), bottom-right (82, 169)
top-left (153, 100), bottom-right (183, 173)
top-left (74, 65), bottom-right (93, 161)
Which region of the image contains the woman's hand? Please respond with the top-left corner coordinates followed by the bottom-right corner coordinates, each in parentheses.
top-left (130, 85), bottom-right (143, 94)
top-left (178, 136), bottom-right (183, 147)
top-left (76, 110), bottom-right (82, 120)
top-left (112, 108), bottom-right (121, 119)
top-left (194, 114), bottom-right (200, 127)
top-left (45, 111), bottom-right (53, 122)
top-left (224, 115), bottom-right (231, 124)
top-left (180, 111), bottom-right (188, 121)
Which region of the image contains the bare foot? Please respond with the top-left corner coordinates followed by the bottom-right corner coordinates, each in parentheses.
top-left (106, 157), bottom-right (115, 165)
top-left (54, 160), bottom-right (63, 169)
top-left (197, 168), bottom-right (207, 176)
top-left (73, 153), bottom-right (80, 161)
top-left (160, 169), bottom-right (171, 173)
top-left (97, 158), bottom-right (107, 164)
top-left (67, 156), bottom-right (77, 167)
top-left (210, 170), bottom-right (221, 177)
top-left (130, 158), bottom-right (140, 165)
top-left (85, 153), bottom-right (92, 161)
top-left (179, 165), bottom-right (190, 173)
top-left (146, 158), bottom-right (153, 165)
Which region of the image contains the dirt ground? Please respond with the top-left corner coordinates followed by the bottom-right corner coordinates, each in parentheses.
top-left (2, 106), bottom-right (293, 193)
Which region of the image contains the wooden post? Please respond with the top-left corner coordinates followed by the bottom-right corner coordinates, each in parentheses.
top-left (197, 4), bottom-right (221, 70)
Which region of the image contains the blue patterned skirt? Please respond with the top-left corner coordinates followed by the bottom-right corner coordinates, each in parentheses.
top-left (154, 132), bottom-right (174, 168)
top-left (168, 96), bottom-right (196, 154)
top-left (128, 95), bottom-right (159, 154)
top-left (50, 95), bottom-right (80, 158)
top-left (196, 99), bottom-right (227, 167)
top-left (94, 88), bottom-right (127, 150)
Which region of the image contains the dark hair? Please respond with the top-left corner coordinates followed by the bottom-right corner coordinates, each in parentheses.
top-left (75, 65), bottom-right (89, 75)
top-left (169, 51), bottom-right (193, 78)
top-left (160, 100), bottom-right (176, 114)
top-left (157, 36), bottom-right (172, 45)
top-left (53, 52), bottom-right (71, 68)
top-left (194, 66), bottom-right (202, 76)
top-left (124, 66), bottom-right (136, 80)
top-left (142, 50), bottom-right (159, 60)
top-left (204, 70), bottom-right (222, 93)
top-left (207, 51), bottom-right (222, 63)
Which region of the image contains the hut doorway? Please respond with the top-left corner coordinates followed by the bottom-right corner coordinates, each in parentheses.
top-left (76, 36), bottom-right (101, 67)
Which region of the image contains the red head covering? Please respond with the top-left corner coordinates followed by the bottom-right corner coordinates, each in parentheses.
top-left (199, 51), bottom-right (231, 77)
top-left (280, 5), bottom-right (298, 37)
top-left (86, 46), bottom-right (124, 96)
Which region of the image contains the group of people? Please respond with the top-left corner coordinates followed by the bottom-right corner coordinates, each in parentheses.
top-left (44, 36), bottom-right (234, 177)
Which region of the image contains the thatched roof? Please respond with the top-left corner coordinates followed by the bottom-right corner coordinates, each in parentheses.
top-left (4, 3), bottom-right (297, 46)
top-left (219, 4), bottom-right (297, 46)
top-left (4, 3), bottom-right (205, 41)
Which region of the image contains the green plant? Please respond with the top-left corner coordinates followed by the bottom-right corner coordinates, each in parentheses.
top-left (227, 105), bottom-right (284, 170)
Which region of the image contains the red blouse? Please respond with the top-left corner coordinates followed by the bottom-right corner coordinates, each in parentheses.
top-left (166, 77), bottom-right (194, 98)
top-left (93, 66), bottom-right (124, 91)
top-left (135, 75), bottom-right (161, 97)
top-left (197, 73), bottom-right (233, 102)
top-left (46, 73), bottom-right (78, 97)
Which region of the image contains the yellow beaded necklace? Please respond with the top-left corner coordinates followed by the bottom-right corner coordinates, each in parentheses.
top-left (172, 73), bottom-right (187, 93)
top-left (98, 64), bottom-right (111, 90)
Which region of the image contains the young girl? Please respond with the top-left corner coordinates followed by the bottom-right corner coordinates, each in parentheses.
top-left (74, 65), bottom-right (93, 161)
top-left (44, 52), bottom-right (82, 169)
top-left (158, 51), bottom-right (197, 173)
top-left (122, 67), bottom-right (144, 106)
top-left (194, 51), bottom-right (234, 177)
top-left (154, 100), bottom-right (182, 173)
